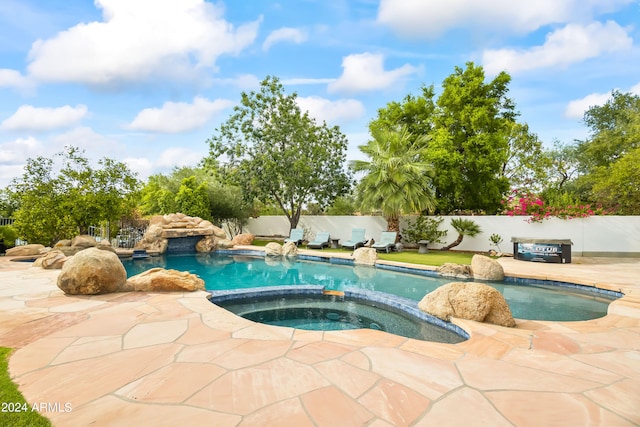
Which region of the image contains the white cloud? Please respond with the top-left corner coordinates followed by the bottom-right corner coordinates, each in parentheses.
top-left (564, 92), bottom-right (613, 119)
top-left (296, 96), bottom-right (365, 125)
top-left (263, 27), bottom-right (307, 51)
top-left (0, 104), bottom-right (88, 131)
top-left (26, 0), bottom-right (260, 86)
top-left (377, 0), bottom-right (633, 38)
top-left (0, 69), bottom-right (34, 93)
top-left (0, 136), bottom-right (42, 165)
top-left (0, 136), bottom-right (45, 187)
top-left (123, 157), bottom-right (153, 181)
top-left (565, 82), bottom-right (640, 118)
top-left (156, 147), bottom-right (203, 168)
top-left (483, 21), bottom-right (633, 74)
top-left (283, 77), bottom-right (335, 85)
top-left (127, 97), bottom-right (234, 133)
top-left (51, 126), bottom-right (120, 152)
top-left (213, 74), bottom-right (261, 90)
top-left (328, 53), bottom-right (418, 94)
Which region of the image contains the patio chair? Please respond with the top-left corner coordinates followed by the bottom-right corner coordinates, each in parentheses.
top-left (372, 231), bottom-right (397, 253)
top-left (284, 228), bottom-right (304, 246)
top-left (307, 232), bottom-right (331, 249)
top-left (341, 228), bottom-right (367, 250)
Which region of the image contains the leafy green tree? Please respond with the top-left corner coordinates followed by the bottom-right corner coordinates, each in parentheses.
top-left (0, 225), bottom-right (18, 249)
top-left (138, 166), bottom-right (252, 231)
top-left (369, 85), bottom-right (437, 139)
top-left (9, 147), bottom-right (139, 245)
top-left (441, 218), bottom-right (482, 251)
top-left (369, 62), bottom-right (520, 214)
top-left (591, 146), bottom-right (640, 214)
top-left (500, 122), bottom-right (550, 193)
top-left (566, 91), bottom-right (640, 212)
top-left (429, 62), bottom-right (514, 213)
top-left (351, 126), bottom-right (435, 232)
top-left (325, 194), bottom-right (358, 215)
top-left (578, 90), bottom-right (640, 171)
top-left (0, 188), bottom-right (19, 218)
top-left (206, 75), bottom-right (351, 230)
top-left (174, 176), bottom-right (211, 221)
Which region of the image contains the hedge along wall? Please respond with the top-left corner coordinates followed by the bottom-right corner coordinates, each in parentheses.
top-left (243, 215), bottom-right (640, 257)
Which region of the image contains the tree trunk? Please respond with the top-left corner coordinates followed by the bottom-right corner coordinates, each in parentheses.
top-left (441, 233), bottom-right (463, 251)
top-left (386, 216), bottom-right (400, 232)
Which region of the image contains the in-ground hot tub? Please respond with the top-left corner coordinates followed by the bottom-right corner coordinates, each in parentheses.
top-left (209, 286), bottom-right (468, 344)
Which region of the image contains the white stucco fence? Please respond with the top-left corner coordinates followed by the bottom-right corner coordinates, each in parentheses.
top-left (243, 215), bottom-right (640, 257)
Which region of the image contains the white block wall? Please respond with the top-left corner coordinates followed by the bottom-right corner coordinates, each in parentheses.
top-left (244, 215), bottom-right (640, 257)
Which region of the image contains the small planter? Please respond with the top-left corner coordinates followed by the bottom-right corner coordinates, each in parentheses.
top-left (417, 240), bottom-right (429, 254)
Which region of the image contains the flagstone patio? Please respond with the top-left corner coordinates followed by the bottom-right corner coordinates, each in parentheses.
top-left (0, 252), bottom-right (638, 426)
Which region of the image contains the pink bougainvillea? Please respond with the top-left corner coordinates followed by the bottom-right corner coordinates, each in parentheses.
top-left (502, 189), bottom-right (616, 223)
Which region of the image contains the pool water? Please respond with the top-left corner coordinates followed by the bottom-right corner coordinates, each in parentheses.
top-left (122, 252), bottom-right (617, 321)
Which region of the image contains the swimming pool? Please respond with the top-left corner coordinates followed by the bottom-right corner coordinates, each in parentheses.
top-left (122, 251), bottom-right (619, 321)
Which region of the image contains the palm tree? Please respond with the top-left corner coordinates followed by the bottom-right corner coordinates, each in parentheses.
top-left (441, 218), bottom-right (482, 250)
top-left (351, 126), bottom-right (435, 232)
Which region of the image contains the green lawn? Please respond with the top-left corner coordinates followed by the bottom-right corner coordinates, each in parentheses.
top-left (252, 239), bottom-right (475, 266)
top-left (0, 347), bottom-right (52, 427)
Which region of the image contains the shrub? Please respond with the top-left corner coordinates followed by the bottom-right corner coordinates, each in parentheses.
top-left (403, 215), bottom-right (447, 244)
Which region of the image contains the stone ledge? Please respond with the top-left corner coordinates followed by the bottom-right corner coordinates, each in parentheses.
top-left (160, 228), bottom-right (213, 238)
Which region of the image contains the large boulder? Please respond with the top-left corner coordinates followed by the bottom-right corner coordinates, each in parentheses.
top-left (195, 236), bottom-right (217, 252)
top-left (57, 247), bottom-right (127, 295)
top-left (471, 254), bottom-right (504, 280)
top-left (6, 244), bottom-right (46, 257)
top-left (282, 241), bottom-right (298, 257)
top-left (264, 242), bottom-right (282, 257)
top-left (418, 282), bottom-right (516, 327)
top-left (437, 263), bottom-right (472, 279)
top-left (352, 247), bottom-right (377, 266)
top-left (216, 238), bottom-right (234, 249)
top-left (71, 234), bottom-right (97, 248)
top-left (124, 268), bottom-right (204, 292)
top-left (211, 225), bottom-right (227, 239)
top-left (231, 233), bottom-right (255, 246)
top-left (96, 240), bottom-right (116, 253)
top-left (39, 250), bottom-right (68, 270)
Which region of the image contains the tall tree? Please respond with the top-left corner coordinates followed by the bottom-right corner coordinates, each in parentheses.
top-left (206, 76), bottom-right (351, 230)
top-left (572, 91), bottom-right (640, 212)
top-left (500, 122), bottom-right (550, 193)
top-left (369, 63), bottom-right (521, 214)
top-left (428, 62), bottom-right (514, 213)
top-left (578, 90), bottom-right (640, 171)
top-left (174, 176), bottom-right (212, 221)
top-left (351, 126), bottom-right (435, 232)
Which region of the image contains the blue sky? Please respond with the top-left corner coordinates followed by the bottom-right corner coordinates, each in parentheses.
top-left (1, 0), bottom-right (639, 188)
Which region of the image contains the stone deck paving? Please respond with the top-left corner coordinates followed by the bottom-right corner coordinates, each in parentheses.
top-left (0, 252), bottom-right (639, 426)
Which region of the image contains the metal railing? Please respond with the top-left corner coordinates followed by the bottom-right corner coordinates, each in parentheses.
top-left (0, 217), bottom-right (15, 226)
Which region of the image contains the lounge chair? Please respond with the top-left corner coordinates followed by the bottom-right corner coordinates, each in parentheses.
top-left (372, 231), bottom-right (397, 253)
top-left (307, 232), bottom-right (331, 249)
top-left (284, 228), bottom-right (304, 246)
top-left (341, 228), bottom-right (367, 250)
